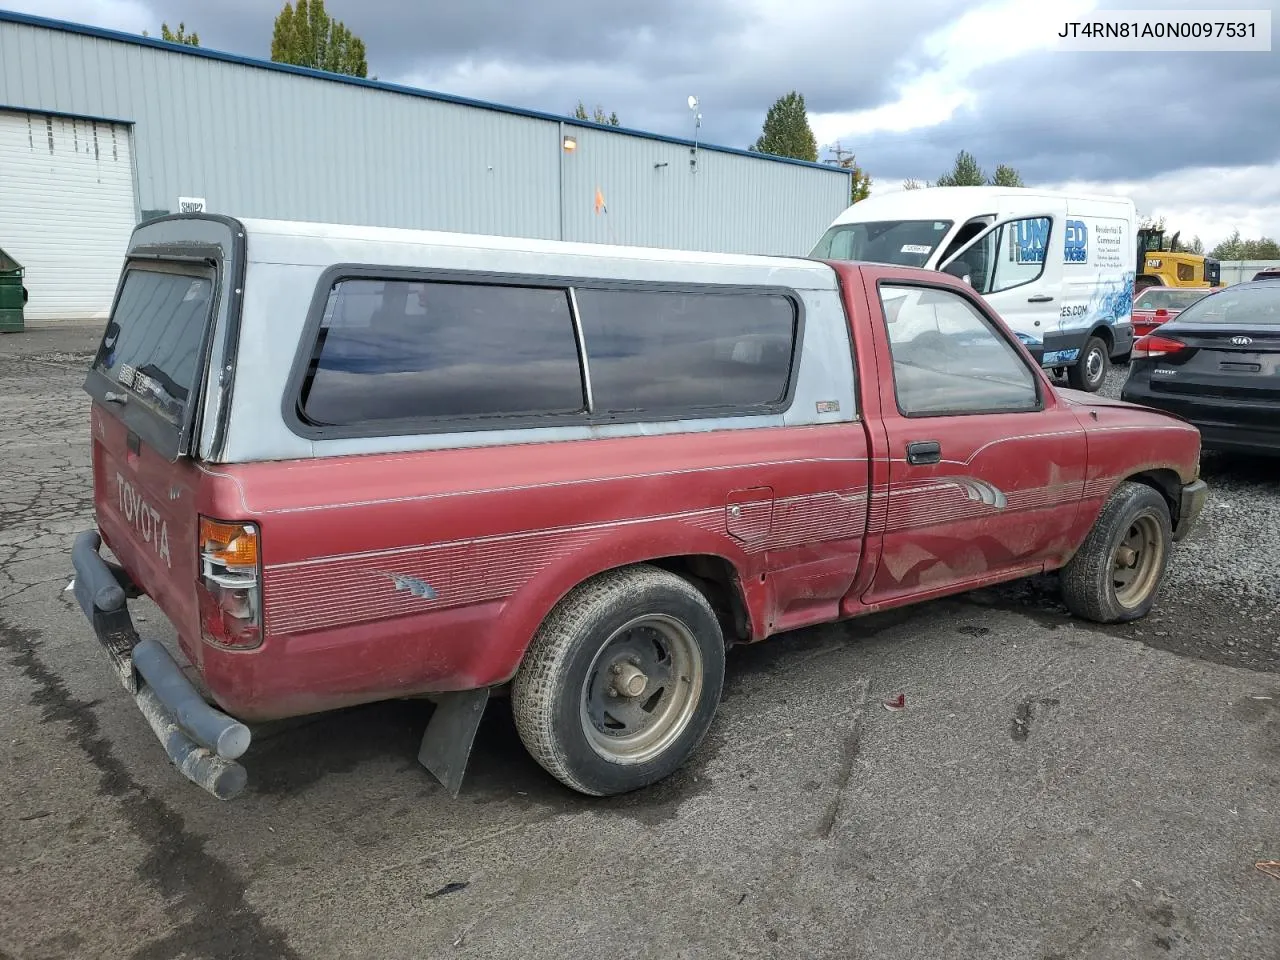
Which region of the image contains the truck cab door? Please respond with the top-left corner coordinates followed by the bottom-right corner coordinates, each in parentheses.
top-left (852, 268), bottom-right (1087, 611)
top-left (938, 210), bottom-right (1064, 366)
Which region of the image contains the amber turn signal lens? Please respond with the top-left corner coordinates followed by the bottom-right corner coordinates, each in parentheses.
top-left (199, 517), bottom-right (259, 568)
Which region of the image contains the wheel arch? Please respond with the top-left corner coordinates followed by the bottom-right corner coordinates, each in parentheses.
top-left (1089, 324), bottom-right (1115, 351)
top-left (486, 531), bottom-right (761, 689)
top-left (1126, 468), bottom-right (1181, 526)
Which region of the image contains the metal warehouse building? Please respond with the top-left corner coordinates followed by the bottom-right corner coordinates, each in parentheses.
top-left (0, 10), bottom-right (852, 321)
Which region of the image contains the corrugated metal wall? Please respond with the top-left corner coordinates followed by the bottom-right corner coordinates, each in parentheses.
top-left (1218, 260), bottom-right (1280, 285)
top-left (0, 16), bottom-right (851, 257)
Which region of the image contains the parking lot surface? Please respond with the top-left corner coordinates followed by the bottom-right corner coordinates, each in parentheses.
top-left (3, 323), bottom-right (1278, 960)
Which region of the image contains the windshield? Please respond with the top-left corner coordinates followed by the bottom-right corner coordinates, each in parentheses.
top-left (93, 267), bottom-right (215, 425)
top-left (1134, 288), bottom-right (1211, 312)
top-left (1166, 284), bottom-right (1280, 326)
top-left (810, 219), bottom-right (954, 267)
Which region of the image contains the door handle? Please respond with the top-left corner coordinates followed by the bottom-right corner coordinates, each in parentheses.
top-left (906, 440), bottom-right (941, 465)
top-left (1027, 294), bottom-right (1054, 303)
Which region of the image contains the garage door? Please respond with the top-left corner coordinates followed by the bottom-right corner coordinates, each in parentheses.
top-left (0, 109), bottom-right (137, 321)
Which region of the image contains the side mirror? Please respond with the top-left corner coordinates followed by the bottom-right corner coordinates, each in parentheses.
top-left (942, 259), bottom-right (973, 286)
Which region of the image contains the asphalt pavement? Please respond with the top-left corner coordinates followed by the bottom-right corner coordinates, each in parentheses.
top-left (2, 323), bottom-right (1278, 960)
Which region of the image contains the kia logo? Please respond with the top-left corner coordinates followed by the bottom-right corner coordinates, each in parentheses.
top-left (1231, 336), bottom-right (1253, 345)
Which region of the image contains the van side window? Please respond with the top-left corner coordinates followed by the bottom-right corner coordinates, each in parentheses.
top-left (573, 288), bottom-right (797, 413)
top-left (299, 279), bottom-right (586, 426)
top-left (879, 283), bottom-right (1039, 416)
top-left (961, 217), bottom-right (1052, 295)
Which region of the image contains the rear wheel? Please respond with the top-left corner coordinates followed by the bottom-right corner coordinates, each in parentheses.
top-left (511, 565), bottom-right (726, 796)
top-left (1060, 481), bottom-right (1172, 623)
top-left (1067, 336), bottom-right (1109, 392)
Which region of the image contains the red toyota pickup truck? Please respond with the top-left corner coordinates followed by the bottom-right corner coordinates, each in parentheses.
top-left (72, 215), bottom-right (1207, 801)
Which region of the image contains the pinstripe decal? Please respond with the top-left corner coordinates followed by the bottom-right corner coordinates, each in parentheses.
top-left (262, 474), bottom-right (1090, 637)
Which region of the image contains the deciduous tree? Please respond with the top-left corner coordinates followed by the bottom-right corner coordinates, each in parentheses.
top-left (1210, 229), bottom-right (1280, 260)
top-left (573, 102), bottom-right (620, 126)
top-left (823, 142), bottom-right (871, 204)
top-left (271, 0), bottom-right (368, 78)
top-left (144, 22), bottom-right (200, 45)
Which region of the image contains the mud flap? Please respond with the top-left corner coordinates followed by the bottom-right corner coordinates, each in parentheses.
top-left (417, 688), bottom-right (490, 798)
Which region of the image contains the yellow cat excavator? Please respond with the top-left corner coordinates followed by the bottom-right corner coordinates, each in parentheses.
top-left (1135, 227), bottom-right (1220, 292)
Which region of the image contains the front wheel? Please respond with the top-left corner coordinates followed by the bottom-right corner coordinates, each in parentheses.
top-left (1060, 481), bottom-right (1173, 623)
top-left (1067, 336), bottom-right (1109, 392)
top-left (511, 565), bottom-right (726, 796)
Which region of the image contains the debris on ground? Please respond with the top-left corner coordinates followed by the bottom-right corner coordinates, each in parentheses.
top-left (1256, 861), bottom-right (1280, 881)
top-left (883, 693), bottom-right (906, 711)
top-left (427, 881), bottom-right (469, 900)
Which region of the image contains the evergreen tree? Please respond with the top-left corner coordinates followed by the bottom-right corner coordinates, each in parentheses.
top-left (750, 91), bottom-right (818, 162)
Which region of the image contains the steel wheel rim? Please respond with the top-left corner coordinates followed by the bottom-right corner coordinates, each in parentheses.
top-left (1111, 514), bottom-right (1164, 608)
top-left (1086, 345), bottom-right (1105, 384)
top-left (580, 613), bottom-right (704, 765)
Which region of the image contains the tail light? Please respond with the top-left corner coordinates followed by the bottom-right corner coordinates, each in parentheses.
top-left (1132, 334), bottom-right (1186, 359)
top-left (1154, 308), bottom-right (1169, 319)
top-left (197, 517), bottom-right (262, 649)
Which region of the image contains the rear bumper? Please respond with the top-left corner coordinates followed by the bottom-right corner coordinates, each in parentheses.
top-left (71, 530), bottom-right (252, 800)
top-left (1174, 479), bottom-right (1208, 542)
top-left (1119, 384), bottom-right (1280, 457)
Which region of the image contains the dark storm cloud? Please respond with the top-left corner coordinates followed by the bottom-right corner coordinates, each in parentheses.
top-left (851, 0), bottom-right (1280, 184)
top-left (129, 0), bottom-right (972, 150)
top-left (855, 48), bottom-right (1280, 184)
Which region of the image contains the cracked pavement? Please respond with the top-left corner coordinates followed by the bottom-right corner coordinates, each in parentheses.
top-left (2, 323), bottom-right (1279, 960)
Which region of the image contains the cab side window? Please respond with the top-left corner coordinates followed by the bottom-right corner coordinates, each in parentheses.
top-left (879, 283), bottom-right (1039, 417)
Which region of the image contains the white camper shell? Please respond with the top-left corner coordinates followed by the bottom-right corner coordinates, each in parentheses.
top-left (811, 186), bottom-right (1137, 393)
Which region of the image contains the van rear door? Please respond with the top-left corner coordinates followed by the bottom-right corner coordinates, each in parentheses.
top-left (84, 234), bottom-right (229, 644)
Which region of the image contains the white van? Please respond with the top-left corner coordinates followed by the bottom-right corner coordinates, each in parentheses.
top-left (810, 186), bottom-right (1137, 393)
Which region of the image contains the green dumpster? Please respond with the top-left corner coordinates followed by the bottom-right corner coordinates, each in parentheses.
top-left (0, 247), bottom-right (25, 334)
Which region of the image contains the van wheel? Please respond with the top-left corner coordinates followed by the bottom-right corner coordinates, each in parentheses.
top-left (1060, 481), bottom-right (1172, 624)
top-left (511, 565), bottom-right (726, 796)
top-left (1067, 336), bottom-right (1109, 392)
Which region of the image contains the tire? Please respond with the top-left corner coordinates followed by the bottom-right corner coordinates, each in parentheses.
top-left (511, 564), bottom-right (726, 796)
top-left (1067, 336), bottom-right (1109, 392)
top-left (1060, 481), bottom-right (1173, 624)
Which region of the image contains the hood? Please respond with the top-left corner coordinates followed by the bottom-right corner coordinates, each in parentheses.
top-left (1055, 386), bottom-right (1195, 429)
top-left (1055, 388), bottom-right (1140, 409)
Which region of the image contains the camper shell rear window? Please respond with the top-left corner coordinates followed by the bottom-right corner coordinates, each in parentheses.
top-left (92, 265), bottom-right (216, 426)
top-left (291, 270), bottom-right (802, 437)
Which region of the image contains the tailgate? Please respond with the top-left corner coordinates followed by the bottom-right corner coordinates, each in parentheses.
top-left (92, 407), bottom-right (203, 641)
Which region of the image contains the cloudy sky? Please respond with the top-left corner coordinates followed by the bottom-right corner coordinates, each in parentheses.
top-left (11, 0), bottom-right (1280, 249)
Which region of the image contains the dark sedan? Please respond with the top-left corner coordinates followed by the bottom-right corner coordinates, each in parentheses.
top-left (1122, 279), bottom-right (1280, 456)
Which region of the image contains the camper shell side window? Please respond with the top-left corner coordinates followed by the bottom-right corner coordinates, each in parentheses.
top-left (286, 267), bottom-right (805, 440)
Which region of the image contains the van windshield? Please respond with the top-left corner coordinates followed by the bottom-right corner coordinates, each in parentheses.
top-left (92, 267), bottom-right (215, 426)
top-left (810, 219), bottom-right (954, 267)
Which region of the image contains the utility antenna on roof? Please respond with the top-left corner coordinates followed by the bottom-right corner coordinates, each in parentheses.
top-left (688, 95), bottom-right (702, 173)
